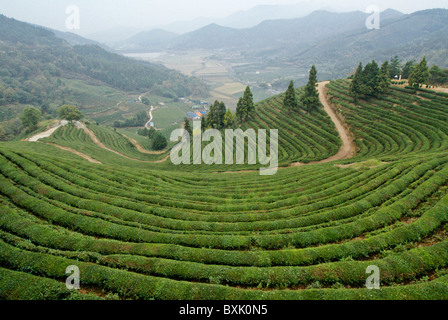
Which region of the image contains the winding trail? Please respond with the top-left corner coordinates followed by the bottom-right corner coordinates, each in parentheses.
top-left (75, 122), bottom-right (171, 163)
top-left (26, 120), bottom-right (68, 142)
top-left (120, 133), bottom-right (166, 155)
top-left (26, 120), bottom-right (102, 164)
top-left (288, 81), bottom-right (356, 167)
top-left (44, 143), bottom-right (102, 164)
top-left (145, 106), bottom-right (155, 129)
top-left (217, 81), bottom-right (356, 173)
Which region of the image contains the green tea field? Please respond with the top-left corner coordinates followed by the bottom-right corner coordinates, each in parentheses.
top-left (1, 80), bottom-right (448, 300)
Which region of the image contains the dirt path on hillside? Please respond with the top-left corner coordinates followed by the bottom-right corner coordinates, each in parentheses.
top-left (75, 122), bottom-right (170, 163)
top-left (216, 81), bottom-right (356, 173)
top-left (288, 81), bottom-right (356, 167)
top-left (120, 133), bottom-right (166, 155)
top-left (429, 87), bottom-right (448, 93)
top-left (145, 106), bottom-right (155, 129)
top-left (26, 120), bottom-right (69, 142)
top-left (43, 143), bottom-right (102, 164)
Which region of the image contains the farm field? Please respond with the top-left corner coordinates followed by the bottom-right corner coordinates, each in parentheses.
top-left (1, 80), bottom-right (448, 300)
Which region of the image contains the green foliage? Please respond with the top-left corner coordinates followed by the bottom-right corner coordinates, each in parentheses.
top-left (20, 107), bottom-right (41, 131)
top-left (300, 65), bottom-right (320, 112)
top-left (1, 76), bottom-right (448, 300)
top-left (376, 61), bottom-right (391, 98)
top-left (402, 60), bottom-right (416, 79)
top-left (223, 109), bottom-right (235, 128)
top-left (389, 56), bottom-right (402, 79)
top-left (148, 127), bottom-right (156, 139)
top-left (58, 105), bottom-right (83, 122)
top-left (137, 127), bottom-right (149, 137)
top-left (409, 57), bottom-right (430, 91)
top-left (141, 97), bottom-right (151, 106)
top-left (283, 80), bottom-right (298, 113)
top-left (429, 65), bottom-right (448, 85)
top-left (151, 131), bottom-right (167, 150)
top-left (349, 60), bottom-right (390, 100)
top-left (207, 101), bottom-right (227, 129)
top-left (235, 86), bottom-right (255, 122)
top-left (184, 118), bottom-right (193, 137)
top-left (350, 63), bottom-right (364, 102)
top-left (114, 110), bottom-right (147, 128)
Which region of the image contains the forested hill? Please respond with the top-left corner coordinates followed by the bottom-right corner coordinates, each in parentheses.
top-left (0, 15), bottom-right (208, 109)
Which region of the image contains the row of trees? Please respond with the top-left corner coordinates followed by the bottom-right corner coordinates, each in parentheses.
top-left (408, 57), bottom-right (430, 91)
top-left (349, 57), bottom-right (434, 101)
top-left (349, 60), bottom-right (391, 101)
top-left (386, 56), bottom-right (432, 81)
top-left (236, 86), bottom-right (255, 122)
top-left (183, 86), bottom-right (256, 134)
top-left (377, 55), bottom-right (447, 86)
top-left (113, 110), bottom-right (148, 128)
top-left (20, 104), bottom-right (83, 132)
top-left (284, 65), bottom-right (320, 113)
top-left (137, 125), bottom-right (168, 151)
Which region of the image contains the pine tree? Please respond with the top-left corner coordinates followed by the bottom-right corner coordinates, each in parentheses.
top-left (362, 61), bottom-right (380, 97)
top-left (207, 101), bottom-right (219, 128)
top-left (184, 118), bottom-right (192, 137)
top-left (283, 80), bottom-right (298, 113)
top-left (223, 109), bottom-right (235, 128)
top-left (402, 60), bottom-right (416, 79)
top-left (236, 97), bottom-right (245, 123)
top-left (350, 62), bottom-right (364, 102)
top-left (201, 115), bottom-right (207, 132)
top-left (409, 57), bottom-right (430, 92)
top-left (301, 65), bottom-right (320, 112)
top-left (235, 86), bottom-right (255, 122)
top-left (244, 86), bottom-right (255, 120)
top-left (376, 61), bottom-right (391, 98)
top-left (389, 56), bottom-right (402, 79)
top-left (20, 107), bottom-right (41, 131)
top-left (151, 131), bottom-right (167, 150)
top-left (216, 102), bottom-right (227, 129)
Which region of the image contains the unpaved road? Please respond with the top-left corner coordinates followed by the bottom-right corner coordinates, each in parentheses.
top-left (145, 106), bottom-right (155, 129)
top-left (76, 122), bottom-right (170, 163)
top-left (45, 143), bottom-right (102, 164)
top-left (120, 133), bottom-right (166, 155)
top-left (288, 81), bottom-right (356, 167)
top-left (218, 81), bottom-right (356, 173)
top-left (26, 120), bottom-right (69, 142)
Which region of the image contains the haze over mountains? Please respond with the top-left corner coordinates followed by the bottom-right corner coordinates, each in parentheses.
top-left (2, 4), bottom-right (448, 105)
top-left (87, 2), bottom-right (335, 44)
top-left (107, 8), bottom-right (448, 82)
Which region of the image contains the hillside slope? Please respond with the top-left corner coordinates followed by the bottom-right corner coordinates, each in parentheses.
top-left (0, 15), bottom-right (208, 121)
top-left (1, 81), bottom-right (448, 299)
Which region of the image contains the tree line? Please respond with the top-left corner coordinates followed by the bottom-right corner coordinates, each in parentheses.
top-left (348, 56), bottom-right (443, 101)
top-left (349, 60), bottom-right (391, 101)
top-left (283, 65), bottom-right (320, 113)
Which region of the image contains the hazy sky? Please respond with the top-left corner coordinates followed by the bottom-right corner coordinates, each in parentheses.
top-left (1, 0), bottom-right (447, 35)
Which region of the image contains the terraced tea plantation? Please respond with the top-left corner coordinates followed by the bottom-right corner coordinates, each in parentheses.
top-left (1, 81), bottom-right (448, 300)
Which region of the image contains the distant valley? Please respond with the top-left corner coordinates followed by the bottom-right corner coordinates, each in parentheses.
top-left (111, 8), bottom-right (448, 103)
